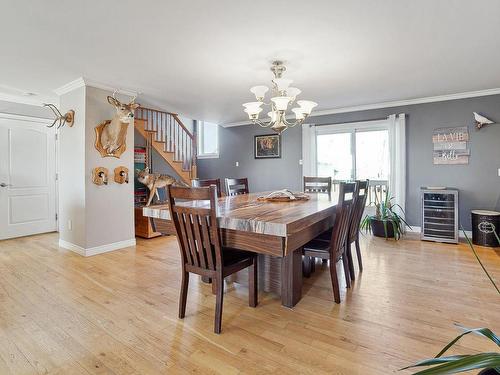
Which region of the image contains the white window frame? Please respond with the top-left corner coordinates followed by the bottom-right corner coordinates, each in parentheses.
top-left (197, 121), bottom-right (219, 159)
top-left (314, 119), bottom-right (390, 180)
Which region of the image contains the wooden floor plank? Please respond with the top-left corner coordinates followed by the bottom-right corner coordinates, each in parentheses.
top-left (0, 232), bottom-right (498, 374)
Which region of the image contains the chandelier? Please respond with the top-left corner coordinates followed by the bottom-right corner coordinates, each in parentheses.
top-left (242, 61), bottom-right (317, 134)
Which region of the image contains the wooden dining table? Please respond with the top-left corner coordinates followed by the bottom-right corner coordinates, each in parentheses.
top-left (142, 192), bottom-right (338, 308)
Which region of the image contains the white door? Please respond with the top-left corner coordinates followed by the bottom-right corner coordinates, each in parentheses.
top-left (0, 115), bottom-right (57, 240)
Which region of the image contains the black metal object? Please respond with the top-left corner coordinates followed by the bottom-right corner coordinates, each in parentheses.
top-left (471, 210), bottom-right (500, 247)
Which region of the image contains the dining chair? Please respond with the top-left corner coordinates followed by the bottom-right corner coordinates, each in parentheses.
top-left (191, 178), bottom-right (222, 198)
top-left (167, 185), bottom-right (258, 334)
top-left (303, 176), bottom-right (332, 194)
top-left (224, 178), bottom-right (249, 196)
top-left (346, 180), bottom-right (369, 276)
top-left (302, 181), bottom-right (358, 303)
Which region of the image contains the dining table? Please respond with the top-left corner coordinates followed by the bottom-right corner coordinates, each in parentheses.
top-left (142, 191), bottom-right (338, 308)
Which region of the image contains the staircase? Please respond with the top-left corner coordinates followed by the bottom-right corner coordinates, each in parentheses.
top-left (134, 107), bottom-right (197, 184)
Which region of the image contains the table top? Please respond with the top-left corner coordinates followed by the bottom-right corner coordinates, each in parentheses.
top-left (143, 192), bottom-right (338, 237)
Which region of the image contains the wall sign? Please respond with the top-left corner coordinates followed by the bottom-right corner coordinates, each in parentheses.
top-left (432, 126), bottom-right (470, 165)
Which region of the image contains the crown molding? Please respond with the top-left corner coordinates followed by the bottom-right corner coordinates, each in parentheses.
top-left (221, 87), bottom-right (500, 127)
top-left (54, 77), bottom-right (139, 97)
top-left (53, 77), bottom-right (85, 96)
top-left (0, 92), bottom-right (53, 107)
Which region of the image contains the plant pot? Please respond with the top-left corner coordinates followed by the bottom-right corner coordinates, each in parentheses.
top-left (478, 369), bottom-right (500, 375)
top-left (370, 218), bottom-right (395, 238)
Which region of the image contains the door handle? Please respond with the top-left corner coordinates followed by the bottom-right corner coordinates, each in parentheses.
top-left (0, 182), bottom-right (11, 188)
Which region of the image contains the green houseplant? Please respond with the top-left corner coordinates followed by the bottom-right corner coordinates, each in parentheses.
top-left (360, 191), bottom-right (411, 240)
top-left (402, 230), bottom-right (500, 374)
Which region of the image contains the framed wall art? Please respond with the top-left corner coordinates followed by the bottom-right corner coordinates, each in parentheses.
top-left (254, 134), bottom-right (281, 159)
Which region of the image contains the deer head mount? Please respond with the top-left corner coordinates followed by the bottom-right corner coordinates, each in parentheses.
top-left (44, 103), bottom-right (75, 129)
top-left (94, 92), bottom-right (140, 158)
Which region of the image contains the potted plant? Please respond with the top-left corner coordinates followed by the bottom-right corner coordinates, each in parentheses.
top-left (402, 231), bottom-right (500, 374)
top-left (360, 191), bottom-right (411, 240)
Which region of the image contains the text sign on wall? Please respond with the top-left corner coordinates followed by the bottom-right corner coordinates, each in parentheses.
top-left (432, 126), bottom-right (470, 165)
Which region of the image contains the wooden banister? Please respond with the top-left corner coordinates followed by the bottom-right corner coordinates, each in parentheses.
top-left (135, 107), bottom-right (197, 181)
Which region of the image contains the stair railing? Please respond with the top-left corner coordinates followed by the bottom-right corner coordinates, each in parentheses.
top-left (135, 107), bottom-right (197, 176)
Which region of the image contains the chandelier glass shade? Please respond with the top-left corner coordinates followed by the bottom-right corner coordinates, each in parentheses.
top-left (243, 61), bottom-right (317, 134)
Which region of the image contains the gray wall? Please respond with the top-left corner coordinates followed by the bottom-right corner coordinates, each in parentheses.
top-left (198, 94), bottom-right (500, 230)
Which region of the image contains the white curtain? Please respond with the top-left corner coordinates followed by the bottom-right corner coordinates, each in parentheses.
top-left (302, 123), bottom-right (316, 179)
top-left (388, 113), bottom-right (406, 213)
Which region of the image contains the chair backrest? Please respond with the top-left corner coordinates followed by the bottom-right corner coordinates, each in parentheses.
top-left (225, 178), bottom-right (249, 196)
top-left (329, 181), bottom-right (358, 261)
top-left (167, 185), bottom-right (223, 272)
top-left (349, 180), bottom-right (369, 242)
top-left (303, 176), bottom-right (332, 194)
top-left (191, 178), bottom-right (222, 198)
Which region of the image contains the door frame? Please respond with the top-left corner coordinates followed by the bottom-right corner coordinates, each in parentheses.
top-left (0, 112), bottom-right (59, 236)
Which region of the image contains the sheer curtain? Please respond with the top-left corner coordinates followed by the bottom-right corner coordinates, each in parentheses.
top-left (388, 113), bottom-right (406, 213)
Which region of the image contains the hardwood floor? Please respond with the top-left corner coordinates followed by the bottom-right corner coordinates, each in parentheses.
top-left (0, 233), bottom-right (498, 374)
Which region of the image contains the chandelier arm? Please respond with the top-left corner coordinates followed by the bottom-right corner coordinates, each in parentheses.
top-left (253, 119), bottom-right (273, 128)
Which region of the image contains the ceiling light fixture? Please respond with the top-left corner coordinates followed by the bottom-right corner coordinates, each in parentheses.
top-left (243, 61), bottom-right (317, 134)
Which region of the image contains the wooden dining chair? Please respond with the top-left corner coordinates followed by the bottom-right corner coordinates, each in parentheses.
top-left (224, 178), bottom-right (249, 196)
top-left (167, 185), bottom-right (258, 334)
top-left (191, 178), bottom-right (222, 198)
top-left (302, 181), bottom-right (358, 303)
top-left (345, 179), bottom-right (369, 278)
top-left (303, 176), bottom-right (332, 194)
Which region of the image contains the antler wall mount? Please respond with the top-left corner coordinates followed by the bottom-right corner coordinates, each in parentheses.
top-left (44, 103), bottom-right (75, 129)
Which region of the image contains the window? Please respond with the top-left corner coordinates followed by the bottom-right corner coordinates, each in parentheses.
top-left (197, 121), bottom-right (219, 158)
top-left (303, 115), bottom-right (406, 212)
top-left (316, 128), bottom-right (389, 181)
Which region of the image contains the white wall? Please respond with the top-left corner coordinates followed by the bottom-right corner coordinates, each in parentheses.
top-left (84, 87), bottom-right (134, 249)
top-left (58, 85), bottom-right (135, 254)
top-left (58, 86), bottom-right (87, 248)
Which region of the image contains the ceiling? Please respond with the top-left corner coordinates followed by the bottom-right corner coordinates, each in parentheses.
top-left (1, 0), bottom-right (500, 124)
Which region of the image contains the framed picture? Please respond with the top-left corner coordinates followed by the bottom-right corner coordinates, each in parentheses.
top-left (254, 134), bottom-right (281, 159)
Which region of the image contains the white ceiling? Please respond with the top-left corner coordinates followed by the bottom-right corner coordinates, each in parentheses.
top-left (1, 0), bottom-right (500, 124)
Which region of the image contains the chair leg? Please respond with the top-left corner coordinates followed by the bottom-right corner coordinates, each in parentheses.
top-left (346, 241), bottom-right (356, 281)
top-left (303, 255), bottom-right (312, 278)
top-left (329, 260), bottom-right (341, 304)
top-left (342, 251), bottom-right (351, 289)
top-left (355, 238), bottom-right (363, 272)
top-left (214, 274), bottom-right (224, 334)
top-left (249, 256), bottom-right (258, 307)
top-left (179, 271), bottom-right (189, 319)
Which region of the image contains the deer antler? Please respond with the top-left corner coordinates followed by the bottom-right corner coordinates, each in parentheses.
top-left (44, 103), bottom-right (75, 129)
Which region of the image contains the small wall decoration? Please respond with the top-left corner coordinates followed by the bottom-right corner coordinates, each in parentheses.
top-left (92, 167), bottom-right (109, 185)
top-left (114, 166), bottom-right (129, 184)
top-left (432, 126), bottom-right (470, 165)
top-left (254, 134), bottom-right (281, 159)
top-left (44, 103), bottom-right (75, 129)
top-left (94, 94), bottom-right (140, 158)
top-left (473, 112), bottom-right (495, 129)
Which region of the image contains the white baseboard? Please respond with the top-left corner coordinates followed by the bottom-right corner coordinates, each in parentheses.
top-left (58, 238), bottom-right (136, 257)
top-left (407, 226), bottom-right (472, 238)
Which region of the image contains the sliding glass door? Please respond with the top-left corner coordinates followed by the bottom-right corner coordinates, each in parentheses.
top-left (316, 128), bottom-right (389, 181)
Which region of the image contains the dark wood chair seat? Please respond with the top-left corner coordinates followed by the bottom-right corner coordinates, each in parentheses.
top-left (222, 248), bottom-right (255, 269)
top-left (167, 185), bottom-right (258, 334)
